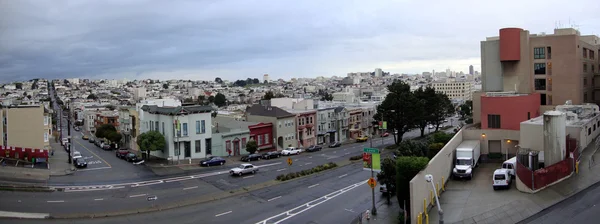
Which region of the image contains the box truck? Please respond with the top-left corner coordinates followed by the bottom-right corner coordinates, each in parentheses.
top-left (452, 140), bottom-right (481, 180)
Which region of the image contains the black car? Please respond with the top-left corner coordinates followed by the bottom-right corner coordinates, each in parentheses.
top-left (306, 145), bottom-right (322, 152)
top-left (329, 142), bottom-right (341, 148)
top-left (262, 151), bottom-right (281, 159)
top-left (200, 156), bottom-right (226, 166)
top-left (241, 154), bottom-right (262, 162)
top-left (124, 153), bottom-right (143, 162)
top-left (74, 158), bottom-right (87, 168)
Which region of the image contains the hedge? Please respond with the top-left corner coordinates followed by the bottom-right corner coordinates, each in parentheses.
top-left (276, 162), bottom-right (338, 181)
top-left (349, 155), bottom-right (362, 161)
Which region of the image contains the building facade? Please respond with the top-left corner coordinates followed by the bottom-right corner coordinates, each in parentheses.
top-left (291, 110), bottom-right (317, 147)
top-left (317, 107), bottom-right (337, 144)
top-left (0, 105), bottom-right (51, 160)
top-left (334, 106), bottom-right (349, 142)
top-left (248, 122), bottom-right (274, 151)
top-left (140, 105), bottom-right (212, 160)
top-left (348, 108), bottom-right (363, 139)
top-left (430, 80), bottom-right (474, 102)
top-left (245, 105), bottom-right (297, 149)
top-left (211, 117), bottom-right (254, 157)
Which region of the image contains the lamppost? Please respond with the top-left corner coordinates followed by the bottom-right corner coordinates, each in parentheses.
top-left (382, 110), bottom-right (395, 146)
top-left (425, 174), bottom-right (443, 224)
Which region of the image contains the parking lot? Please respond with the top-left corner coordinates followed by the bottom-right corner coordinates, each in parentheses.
top-left (433, 163), bottom-right (547, 224)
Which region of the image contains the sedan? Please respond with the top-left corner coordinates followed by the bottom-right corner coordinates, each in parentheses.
top-left (305, 145), bottom-right (322, 152)
top-left (381, 132), bottom-right (390, 137)
top-left (262, 151), bottom-right (282, 159)
top-left (200, 156), bottom-right (226, 166)
top-left (241, 154), bottom-right (262, 162)
top-left (88, 138), bottom-right (95, 143)
top-left (124, 153), bottom-right (143, 162)
top-left (82, 135), bottom-right (89, 140)
top-left (329, 142), bottom-right (342, 148)
top-left (74, 158), bottom-right (87, 168)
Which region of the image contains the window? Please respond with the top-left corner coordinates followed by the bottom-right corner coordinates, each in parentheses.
top-left (588, 128), bottom-right (591, 136)
top-left (182, 123), bottom-right (188, 136)
top-left (155, 121), bottom-right (159, 132)
top-left (591, 50), bottom-right (595, 60)
top-left (547, 46), bottom-right (552, 59)
top-left (201, 120), bottom-right (205, 134)
top-left (44, 116), bottom-right (48, 125)
top-left (258, 135), bottom-right (263, 145)
top-left (541, 93), bottom-right (547, 105)
top-left (44, 132), bottom-right (49, 142)
top-left (196, 121), bottom-right (200, 134)
top-left (534, 63), bottom-right (546, 74)
top-left (583, 48), bottom-right (588, 58)
top-left (205, 138), bottom-right (212, 155)
top-left (584, 93), bottom-right (588, 102)
top-left (265, 133), bottom-right (269, 144)
top-left (584, 63), bottom-right (588, 73)
top-left (487, 114), bottom-right (501, 128)
top-left (534, 79), bottom-right (546, 90)
top-left (534, 47), bottom-right (545, 59)
top-left (593, 65), bottom-right (596, 73)
top-left (527, 112), bottom-right (531, 120)
top-left (162, 122), bottom-right (165, 135)
top-left (242, 138), bottom-right (246, 148)
top-left (195, 140), bottom-right (201, 153)
top-left (584, 78), bottom-right (588, 87)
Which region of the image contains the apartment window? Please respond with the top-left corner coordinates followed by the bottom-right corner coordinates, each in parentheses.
top-left (44, 116), bottom-right (49, 125)
top-left (584, 63), bottom-right (588, 73)
top-left (588, 128), bottom-right (592, 136)
top-left (547, 46), bottom-right (552, 59)
top-left (584, 78), bottom-right (588, 87)
top-left (265, 133), bottom-right (269, 144)
top-left (195, 140), bottom-right (201, 153)
top-left (541, 94), bottom-right (547, 105)
top-left (182, 123), bottom-right (188, 136)
top-left (583, 48), bottom-right (588, 58)
top-left (44, 132), bottom-right (49, 142)
top-left (584, 93), bottom-right (588, 102)
top-left (162, 122), bottom-right (165, 135)
top-left (242, 138), bottom-right (246, 148)
top-left (534, 47), bottom-right (545, 59)
top-left (534, 63), bottom-right (546, 75)
top-left (258, 134), bottom-right (263, 145)
top-left (155, 121), bottom-right (159, 132)
top-left (593, 65), bottom-right (596, 73)
top-left (534, 79), bottom-right (546, 90)
top-left (487, 114), bottom-right (501, 129)
top-left (196, 121), bottom-right (200, 134)
top-left (527, 112), bottom-right (531, 120)
top-left (201, 120), bottom-right (205, 133)
top-left (591, 50), bottom-right (595, 60)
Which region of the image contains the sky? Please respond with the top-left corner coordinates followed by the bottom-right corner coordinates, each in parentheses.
top-left (1, 0), bottom-right (599, 82)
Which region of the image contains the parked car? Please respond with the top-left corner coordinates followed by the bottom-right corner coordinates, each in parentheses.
top-left (381, 132), bottom-right (389, 137)
top-left (71, 151), bottom-right (82, 163)
top-left (200, 156), bottom-right (226, 166)
top-left (229, 164), bottom-right (258, 176)
top-left (82, 135), bottom-right (89, 140)
top-left (74, 157), bottom-right (87, 168)
top-left (74, 127), bottom-right (80, 132)
top-left (305, 145), bottom-right (322, 152)
top-left (329, 142), bottom-right (341, 148)
top-left (241, 154), bottom-right (262, 162)
top-left (101, 144), bottom-right (111, 150)
top-left (281, 147), bottom-right (301, 156)
top-left (356, 136), bottom-right (368, 142)
top-left (116, 149), bottom-right (129, 159)
top-left (124, 153), bottom-right (143, 162)
top-left (493, 169), bottom-right (512, 190)
top-left (262, 151), bottom-right (282, 159)
top-left (88, 138), bottom-right (95, 143)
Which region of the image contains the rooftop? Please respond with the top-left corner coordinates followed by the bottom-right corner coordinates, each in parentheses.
top-left (246, 104), bottom-right (295, 118)
top-left (522, 104), bottom-right (600, 127)
top-left (141, 105), bottom-right (212, 115)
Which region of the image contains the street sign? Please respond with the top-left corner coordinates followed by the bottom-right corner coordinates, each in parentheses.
top-left (363, 148), bottom-right (379, 154)
top-left (287, 157), bottom-right (293, 166)
top-left (367, 177), bottom-right (376, 188)
top-left (147, 196), bottom-right (158, 201)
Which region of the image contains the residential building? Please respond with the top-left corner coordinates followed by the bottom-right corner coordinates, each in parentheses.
top-left (286, 109), bottom-right (317, 147)
top-left (118, 107), bottom-right (132, 149)
top-left (334, 106), bottom-right (349, 142)
top-left (348, 107), bottom-right (363, 139)
top-left (128, 107), bottom-right (140, 151)
top-left (248, 122), bottom-right (274, 150)
top-left (360, 106), bottom-right (376, 136)
top-left (133, 88), bottom-right (147, 101)
top-left (0, 105), bottom-right (51, 160)
top-left (317, 107), bottom-right (337, 144)
top-left (140, 105), bottom-right (212, 160)
top-left (83, 110), bottom-right (98, 133)
top-left (211, 117), bottom-right (254, 156)
top-left (95, 111), bottom-right (120, 130)
top-left (245, 105), bottom-right (297, 149)
top-left (430, 79), bottom-right (474, 102)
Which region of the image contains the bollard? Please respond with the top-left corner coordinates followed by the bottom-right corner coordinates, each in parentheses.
top-left (417, 213), bottom-right (422, 224)
top-left (423, 198), bottom-right (426, 213)
top-left (576, 161), bottom-right (580, 174)
top-left (426, 213), bottom-right (430, 224)
top-left (430, 190), bottom-right (434, 206)
top-left (442, 177), bottom-right (445, 191)
top-left (436, 183), bottom-right (440, 197)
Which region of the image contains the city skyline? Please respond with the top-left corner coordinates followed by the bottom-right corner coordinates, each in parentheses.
top-left (1, 0), bottom-right (598, 82)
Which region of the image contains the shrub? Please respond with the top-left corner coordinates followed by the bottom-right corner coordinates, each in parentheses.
top-left (276, 162), bottom-right (339, 181)
top-left (466, 118), bottom-right (473, 124)
top-left (349, 155), bottom-right (362, 161)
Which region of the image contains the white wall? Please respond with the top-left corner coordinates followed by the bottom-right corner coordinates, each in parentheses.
top-left (519, 122), bottom-right (544, 152)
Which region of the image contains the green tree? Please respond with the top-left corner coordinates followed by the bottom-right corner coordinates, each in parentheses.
top-left (87, 94), bottom-right (98, 100)
top-left (432, 93), bottom-right (455, 131)
top-left (107, 131), bottom-right (122, 144)
top-left (252, 78), bottom-right (260, 84)
top-left (427, 143), bottom-right (445, 159)
top-left (429, 132), bottom-right (454, 145)
top-left (396, 156), bottom-right (429, 218)
top-left (162, 83), bottom-right (169, 89)
top-left (459, 100), bottom-right (472, 118)
top-left (208, 95), bottom-right (215, 103)
top-left (263, 91), bottom-right (275, 100)
top-left (197, 95), bottom-right (206, 105)
top-left (412, 87), bottom-right (433, 137)
top-left (211, 111), bottom-right (218, 118)
top-left (396, 140), bottom-right (428, 157)
top-left (377, 157), bottom-right (397, 204)
top-left (321, 92), bottom-right (333, 101)
top-left (246, 140), bottom-right (258, 154)
top-left (137, 131), bottom-right (166, 160)
top-left (214, 93), bottom-right (227, 107)
top-left (215, 77), bottom-right (223, 83)
top-left (374, 81), bottom-right (420, 145)
top-left (15, 82), bottom-right (23, 89)
top-left (95, 124), bottom-right (117, 139)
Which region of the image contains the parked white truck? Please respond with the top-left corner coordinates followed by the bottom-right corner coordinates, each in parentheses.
top-left (452, 140), bottom-right (481, 180)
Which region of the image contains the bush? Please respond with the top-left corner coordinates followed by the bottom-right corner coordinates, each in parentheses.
top-left (429, 132), bottom-right (454, 145)
top-left (349, 155), bottom-right (362, 161)
top-left (466, 118), bottom-right (473, 124)
top-left (276, 162), bottom-right (339, 181)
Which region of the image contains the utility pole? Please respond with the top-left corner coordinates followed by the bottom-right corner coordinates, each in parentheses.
top-left (371, 153), bottom-right (377, 215)
top-left (176, 115), bottom-right (180, 164)
top-left (67, 104), bottom-right (72, 164)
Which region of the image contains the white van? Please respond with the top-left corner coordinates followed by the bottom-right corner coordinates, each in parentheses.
top-left (501, 157), bottom-right (517, 178)
top-left (492, 169), bottom-right (512, 190)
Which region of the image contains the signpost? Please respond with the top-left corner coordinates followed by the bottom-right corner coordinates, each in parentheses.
top-left (367, 177), bottom-right (377, 189)
top-left (363, 147), bottom-right (381, 215)
top-left (147, 196), bottom-right (158, 201)
top-left (287, 157), bottom-right (293, 166)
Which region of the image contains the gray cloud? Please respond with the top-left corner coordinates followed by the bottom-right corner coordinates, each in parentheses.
top-left (1, 0), bottom-right (599, 82)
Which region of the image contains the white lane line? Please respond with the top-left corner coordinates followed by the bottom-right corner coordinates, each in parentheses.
top-left (77, 167), bottom-right (112, 172)
top-left (338, 174), bottom-right (348, 178)
top-left (47, 200), bottom-right (64, 203)
top-left (0, 211), bottom-right (49, 219)
top-left (215, 211), bottom-right (232, 217)
top-left (294, 159), bottom-right (299, 161)
top-left (267, 196), bottom-right (282, 202)
top-left (276, 168), bottom-right (286, 172)
top-left (243, 175), bottom-right (254, 179)
top-left (333, 151), bottom-right (337, 153)
top-left (94, 198), bottom-right (104, 201)
top-left (304, 162), bottom-right (312, 165)
top-left (308, 156), bottom-right (312, 159)
top-left (308, 184), bottom-right (319, 188)
top-left (345, 152), bottom-right (350, 155)
top-left (183, 186), bottom-right (198, 190)
top-left (256, 162), bottom-right (283, 168)
top-left (129, 194), bottom-right (147, 198)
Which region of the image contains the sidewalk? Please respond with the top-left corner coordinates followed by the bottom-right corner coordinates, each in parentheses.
top-left (428, 138), bottom-right (600, 224)
top-left (349, 198), bottom-right (401, 224)
top-left (48, 140), bottom-right (75, 176)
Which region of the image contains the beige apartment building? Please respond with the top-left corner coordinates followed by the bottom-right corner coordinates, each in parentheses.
top-left (430, 80), bottom-right (474, 102)
top-left (0, 105), bottom-right (52, 159)
top-left (481, 27), bottom-right (600, 110)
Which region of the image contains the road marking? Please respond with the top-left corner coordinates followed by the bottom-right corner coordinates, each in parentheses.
top-left (308, 156), bottom-right (312, 159)
top-left (344, 208), bottom-right (355, 213)
top-left (308, 184), bottom-right (319, 188)
top-left (344, 152), bottom-right (350, 155)
top-left (304, 162), bottom-right (312, 165)
top-left (77, 167), bottom-right (112, 172)
top-left (294, 159), bottom-right (299, 161)
top-left (94, 198), bottom-right (103, 201)
top-left (183, 186), bottom-right (198, 190)
top-left (129, 194), bottom-right (147, 198)
top-left (74, 140), bottom-right (112, 168)
top-left (243, 175), bottom-right (254, 179)
top-left (338, 174), bottom-right (348, 178)
top-left (333, 151), bottom-right (336, 153)
top-left (267, 196), bottom-right (282, 202)
top-left (215, 211), bottom-right (232, 217)
top-left (47, 200), bottom-right (64, 203)
top-left (256, 162), bottom-right (282, 168)
top-left (276, 168), bottom-right (286, 172)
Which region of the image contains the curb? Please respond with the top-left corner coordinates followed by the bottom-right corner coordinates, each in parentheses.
top-left (0, 185), bottom-right (55, 192)
top-left (49, 159), bottom-right (362, 219)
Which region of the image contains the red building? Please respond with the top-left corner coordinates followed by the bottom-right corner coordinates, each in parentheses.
top-left (480, 92), bottom-right (541, 130)
top-left (248, 122), bottom-right (274, 151)
top-left (295, 111), bottom-right (316, 147)
top-left (1, 146), bottom-right (48, 161)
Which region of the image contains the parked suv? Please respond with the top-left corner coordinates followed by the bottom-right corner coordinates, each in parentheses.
top-left (116, 149), bottom-right (129, 159)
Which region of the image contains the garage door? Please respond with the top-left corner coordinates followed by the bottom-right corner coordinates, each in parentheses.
top-left (489, 140), bottom-right (501, 153)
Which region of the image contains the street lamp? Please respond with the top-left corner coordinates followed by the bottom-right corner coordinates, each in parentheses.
top-left (425, 174), bottom-right (443, 224)
top-left (382, 110), bottom-right (395, 146)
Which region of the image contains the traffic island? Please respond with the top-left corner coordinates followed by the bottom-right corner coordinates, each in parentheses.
top-left (275, 162), bottom-right (338, 181)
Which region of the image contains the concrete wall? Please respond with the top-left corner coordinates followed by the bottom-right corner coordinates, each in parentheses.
top-left (480, 93), bottom-right (540, 130)
top-left (472, 91), bottom-right (482, 124)
top-left (481, 40), bottom-right (503, 92)
top-left (409, 130), bottom-right (464, 224)
top-left (520, 122), bottom-right (544, 152)
top-left (463, 128), bottom-right (520, 155)
top-left (5, 106), bottom-right (47, 150)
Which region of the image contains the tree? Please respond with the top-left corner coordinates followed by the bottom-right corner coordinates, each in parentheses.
top-left (459, 100), bottom-right (472, 118)
top-left (252, 78), bottom-right (260, 84)
top-left (396, 156), bottom-right (429, 220)
top-left (377, 158), bottom-right (397, 204)
top-left (412, 87), bottom-right (433, 137)
top-left (374, 81), bottom-right (420, 145)
top-left (431, 93), bottom-right (455, 131)
top-left (208, 95), bottom-right (215, 103)
top-left (211, 111), bottom-right (218, 118)
top-left (215, 77), bottom-right (223, 84)
top-left (87, 94), bottom-right (98, 100)
top-left (396, 140), bottom-right (428, 157)
top-left (95, 124), bottom-right (117, 139)
top-left (107, 131), bottom-right (122, 144)
top-left (137, 131), bottom-right (167, 160)
top-left (263, 91), bottom-right (275, 100)
top-left (162, 83), bottom-right (169, 89)
top-left (321, 92), bottom-right (333, 101)
top-left (15, 82), bottom-right (23, 89)
top-left (246, 140), bottom-right (258, 154)
top-left (106, 105), bottom-right (116, 110)
top-left (197, 95), bottom-right (206, 104)
top-left (214, 93), bottom-right (227, 107)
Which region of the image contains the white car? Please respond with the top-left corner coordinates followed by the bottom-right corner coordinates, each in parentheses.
top-left (71, 151), bottom-right (82, 162)
top-left (230, 164), bottom-right (258, 176)
top-left (281, 147), bottom-right (301, 156)
top-left (492, 169), bottom-right (512, 190)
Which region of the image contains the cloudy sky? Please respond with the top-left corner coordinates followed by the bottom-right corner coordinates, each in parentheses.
top-left (1, 0), bottom-right (599, 82)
